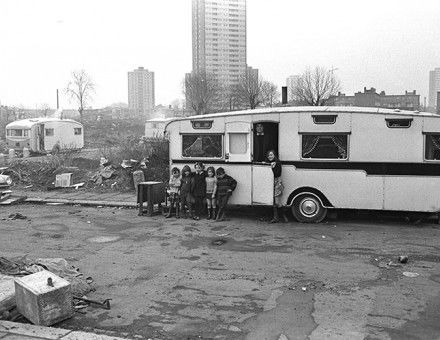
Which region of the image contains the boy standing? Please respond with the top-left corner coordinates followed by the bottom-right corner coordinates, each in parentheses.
top-left (192, 162), bottom-right (207, 220)
top-left (215, 167), bottom-right (237, 221)
top-left (180, 165), bottom-right (194, 218)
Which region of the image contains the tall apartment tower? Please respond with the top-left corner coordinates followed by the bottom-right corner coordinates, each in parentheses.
top-left (429, 68), bottom-right (440, 111)
top-left (192, 0), bottom-right (247, 90)
top-left (128, 67), bottom-right (155, 118)
top-left (286, 75), bottom-right (300, 102)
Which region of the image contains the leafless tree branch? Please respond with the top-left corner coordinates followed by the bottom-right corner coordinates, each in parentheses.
top-left (291, 66), bottom-right (341, 106)
top-left (65, 69), bottom-right (95, 122)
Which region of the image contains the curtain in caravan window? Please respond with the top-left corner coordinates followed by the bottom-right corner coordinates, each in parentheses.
top-left (426, 135), bottom-right (440, 160)
top-left (330, 136), bottom-right (347, 159)
top-left (302, 136), bottom-right (320, 157)
top-left (302, 134), bottom-right (348, 159)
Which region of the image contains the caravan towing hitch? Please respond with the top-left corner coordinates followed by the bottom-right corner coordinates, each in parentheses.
top-left (73, 296), bottom-right (112, 310)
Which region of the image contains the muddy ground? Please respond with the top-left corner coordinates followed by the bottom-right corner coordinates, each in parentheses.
top-left (1, 204), bottom-right (440, 340)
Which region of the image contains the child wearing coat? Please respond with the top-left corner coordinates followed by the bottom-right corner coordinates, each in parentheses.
top-left (166, 167), bottom-right (181, 218)
top-left (215, 167), bottom-right (237, 221)
top-left (192, 162), bottom-right (207, 220)
top-left (180, 165), bottom-right (194, 218)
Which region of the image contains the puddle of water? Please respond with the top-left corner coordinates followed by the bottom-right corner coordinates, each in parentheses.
top-left (33, 223), bottom-right (68, 232)
top-left (87, 236), bottom-right (121, 243)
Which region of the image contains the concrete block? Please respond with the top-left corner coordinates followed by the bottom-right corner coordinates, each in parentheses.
top-left (0, 276), bottom-right (15, 314)
top-left (14, 270), bottom-right (73, 326)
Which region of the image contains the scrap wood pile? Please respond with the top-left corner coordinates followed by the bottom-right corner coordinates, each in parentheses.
top-left (4, 137), bottom-right (169, 192)
top-left (5, 158), bottom-right (88, 190)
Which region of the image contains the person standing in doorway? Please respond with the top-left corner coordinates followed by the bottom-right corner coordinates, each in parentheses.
top-left (267, 150), bottom-right (288, 223)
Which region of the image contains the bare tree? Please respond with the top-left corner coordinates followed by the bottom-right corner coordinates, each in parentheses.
top-left (183, 72), bottom-right (221, 115)
top-left (65, 69), bottom-right (95, 122)
top-left (291, 67), bottom-right (341, 106)
top-left (39, 103), bottom-right (51, 117)
top-left (235, 70), bottom-right (265, 109)
top-left (261, 81), bottom-right (279, 107)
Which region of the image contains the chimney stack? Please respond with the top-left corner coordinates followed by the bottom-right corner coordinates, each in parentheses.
top-left (282, 86), bottom-right (288, 105)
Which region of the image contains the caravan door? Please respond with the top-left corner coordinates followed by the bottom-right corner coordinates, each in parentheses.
top-left (225, 121), bottom-right (251, 163)
top-left (251, 121), bottom-right (279, 205)
top-left (224, 121), bottom-right (252, 205)
top-left (37, 124), bottom-right (45, 152)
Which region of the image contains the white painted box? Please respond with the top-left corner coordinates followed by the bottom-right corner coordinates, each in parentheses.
top-left (14, 270), bottom-right (73, 326)
top-left (55, 173), bottom-right (72, 188)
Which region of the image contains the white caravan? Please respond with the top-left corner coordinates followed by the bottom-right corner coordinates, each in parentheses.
top-left (165, 106), bottom-right (440, 223)
top-left (6, 118), bottom-right (84, 153)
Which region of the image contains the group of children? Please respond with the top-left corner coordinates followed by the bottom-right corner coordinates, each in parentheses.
top-left (166, 162), bottom-right (237, 221)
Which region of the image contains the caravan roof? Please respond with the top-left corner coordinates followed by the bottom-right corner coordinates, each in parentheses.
top-left (165, 106), bottom-right (439, 129)
top-left (6, 118), bottom-right (82, 129)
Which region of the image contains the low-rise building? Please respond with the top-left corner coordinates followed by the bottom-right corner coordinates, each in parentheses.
top-left (328, 87), bottom-right (420, 111)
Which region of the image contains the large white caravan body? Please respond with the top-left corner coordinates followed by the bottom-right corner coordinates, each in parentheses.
top-left (165, 107), bottom-right (440, 222)
top-left (6, 118), bottom-right (84, 153)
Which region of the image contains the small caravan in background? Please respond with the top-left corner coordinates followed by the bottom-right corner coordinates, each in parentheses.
top-left (6, 117), bottom-right (84, 153)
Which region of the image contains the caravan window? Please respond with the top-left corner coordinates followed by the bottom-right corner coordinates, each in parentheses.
top-left (425, 134), bottom-right (440, 160)
top-left (229, 133), bottom-right (248, 154)
top-left (7, 129), bottom-right (23, 137)
top-left (182, 134), bottom-right (223, 158)
top-left (45, 128), bottom-right (54, 136)
top-left (302, 134), bottom-right (348, 159)
top-left (74, 128), bottom-right (82, 135)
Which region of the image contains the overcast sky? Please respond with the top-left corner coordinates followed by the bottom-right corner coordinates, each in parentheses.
top-left (1, 0), bottom-right (440, 109)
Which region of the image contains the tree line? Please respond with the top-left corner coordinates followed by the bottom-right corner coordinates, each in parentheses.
top-left (184, 66), bottom-right (341, 115)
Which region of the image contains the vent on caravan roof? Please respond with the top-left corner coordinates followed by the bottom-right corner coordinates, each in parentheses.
top-left (312, 115), bottom-right (337, 124)
top-left (385, 118), bottom-right (413, 128)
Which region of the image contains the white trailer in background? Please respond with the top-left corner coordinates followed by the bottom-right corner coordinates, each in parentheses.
top-left (165, 106), bottom-right (440, 222)
top-left (144, 117), bottom-right (171, 139)
top-left (6, 118), bottom-right (84, 153)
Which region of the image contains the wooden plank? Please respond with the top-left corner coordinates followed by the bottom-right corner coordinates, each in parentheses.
top-left (0, 196), bottom-right (27, 205)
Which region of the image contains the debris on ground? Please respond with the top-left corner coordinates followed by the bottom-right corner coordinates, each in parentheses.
top-left (0, 196), bottom-right (27, 206)
top-left (8, 213), bottom-right (27, 220)
top-left (90, 166), bottom-right (116, 185)
top-left (0, 256), bottom-right (95, 296)
top-left (55, 173), bottom-right (73, 188)
top-left (211, 239), bottom-right (227, 246)
top-left (73, 296), bottom-right (111, 310)
top-left (398, 255), bottom-right (409, 263)
top-left (403, 271), bottom-right (419, 278)
top-left (0, 256), bottom-right (97, 322)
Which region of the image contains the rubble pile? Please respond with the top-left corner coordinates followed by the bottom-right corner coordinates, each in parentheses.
top-left (0, 256), bottom-right (96, 323)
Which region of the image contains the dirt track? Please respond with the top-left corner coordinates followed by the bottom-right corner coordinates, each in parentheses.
top-left (1, 204), bottom-right (440, 339)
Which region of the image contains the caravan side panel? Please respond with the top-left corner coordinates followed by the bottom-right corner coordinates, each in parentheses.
top-left (283, 167), bottom-right (384, 210)
top-left (44, 121), bottom-right (84, 151)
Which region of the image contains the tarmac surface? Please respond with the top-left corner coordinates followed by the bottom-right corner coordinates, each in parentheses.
top-left (1, 199), bottom-right (440, 340)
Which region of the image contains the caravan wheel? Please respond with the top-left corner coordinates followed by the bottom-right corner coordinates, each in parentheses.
top-left (291, 194), bottom-right (327, 223)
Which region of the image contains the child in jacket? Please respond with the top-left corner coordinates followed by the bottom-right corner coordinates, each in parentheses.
top-left (166, 167), bottom-right (181, 218)
top-left (192, 162), bottom-right (207, 220)
top-left (179, 165), bottom-right (194, 218)
top-left (215, 167), bottom-right (237, 221)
